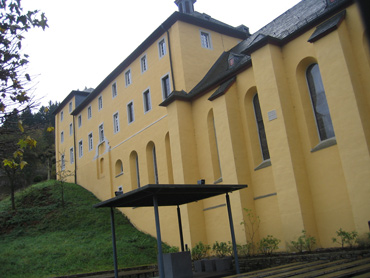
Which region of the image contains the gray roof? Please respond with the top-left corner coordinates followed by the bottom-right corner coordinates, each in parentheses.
top-left (161, 0), bottom-right (353, 104)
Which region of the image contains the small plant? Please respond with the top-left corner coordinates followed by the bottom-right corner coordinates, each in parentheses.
top-left (240, 208), bottom-right (260, 255)
top-left (332, 228), bottom-right (358, 248)
top-left (237, 243), bottom-right (253, 256)
top-left (291, 230), bottom-right (316, 252)
top-left (191, 241), bottom-right (210, 260)
top-left (212, 241), bottom-right (232, 257)
top-left (258, 235), bottom-right (281, 255)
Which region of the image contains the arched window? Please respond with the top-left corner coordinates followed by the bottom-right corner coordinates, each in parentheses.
top-left (253, 94), bottom-right (270, 161)
top-left (207, 109), bottom-right (222, 182)
top-left (115, 159), bottom-right (123, 177)
top-left (147, 142), bottom-right (159, 184)
top-left (306, 64), bottom-right (335, 141)
top-left (130, 151), bottom-right (140, 188)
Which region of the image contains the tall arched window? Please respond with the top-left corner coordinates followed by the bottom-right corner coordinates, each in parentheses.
top-left (306, 64), bottom-right (335, 141)
top-left (207, 109), bottom-right (222, 182)
top-left (147, 142), bottom-right (159, 184)
top-left (152, 145), bottom-right (159, 184)
top-left (130, 151), bottom-right (140, 188)
top-left (253, 94), bottom-right (270, 161)
top-left (115, 159), bottom-right (123, 177)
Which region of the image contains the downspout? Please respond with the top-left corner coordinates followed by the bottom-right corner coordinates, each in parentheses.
top-left (162, 25), bottom-right (176, 91)
top-left (73, 115), bottom-right (77, 184)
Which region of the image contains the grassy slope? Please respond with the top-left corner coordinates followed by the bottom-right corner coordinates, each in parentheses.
top-left (0, 181), bottom-right (164, 278)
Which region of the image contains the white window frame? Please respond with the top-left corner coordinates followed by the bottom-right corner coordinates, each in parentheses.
top-left (88, 132), bottom-right (93, 151)
top-left (69, 123), bottom-right (73, 136)
top-left (60, 111), bottom-right (64, 122)
top-left (143, 89), bottom-right (152, 113)
top-left (98, 95), bottom-right (103, 111)
top-left (200, 30), bottom-right (212, 49)
top-left (99, 123), bottom-right (104, 143)
top-left (61, 131), bottom-right (64, 143)
top-left (78, 114), bottom-right (82, 128)
top-left (61, 154), bottom-right (65, 170)
top-left (127, 101), bottom-right (135, 124)
top-left (158, 38), bottom-right (166, 58)
top-left (125, 69), bottom-right (132, 87)
top-left (112, 82), bottom-right (117, 98)
top-left (113, 112), bottom-right (120, 134)
top-left (69, 102), bottom-right (73, 113)
top-left (70, 147), bottom-right (74, 164)
top-left (141, 54), bottom-right (148, 73)
top-left (87, 105), bottom-right (92, 119)
top-left (78, 140), bottom-right (83, 158)
top-left (161, 73), bottom-right (171, 100)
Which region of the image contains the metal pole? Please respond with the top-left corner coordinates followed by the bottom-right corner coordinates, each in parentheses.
top-left (153, 195), bottom-right (165, 278)
top-left (177, 205), bottom-right (185, 252)
top-left (110, 207), bottom-right (119, 278)
top-left (226, 193), bottom-right (240, 274)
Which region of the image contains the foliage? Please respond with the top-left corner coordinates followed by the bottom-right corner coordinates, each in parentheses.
top-left (240, 208), bottom-right (260, 255)
top-left (191, 241), bottom-right (210, 260)
top-left (0, 0), bottom-right (48, 121)
top-left (356, 232), bottom-right (370, 248)
top-left (258, 235), bottom-right (281, 255)
top-left (332, 228), bottom-right (358, 248)
top-left (237, 243), bottom-right (253, 256)
top-left (291, 230), bottom-right (316, 252)
top-left (0, 181), bottom-right (162, 278)
top-left (212, 241), bottom-right (232, 258)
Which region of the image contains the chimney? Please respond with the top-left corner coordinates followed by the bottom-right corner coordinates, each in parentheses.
top-left (175, 0), bottom-right (196, 14)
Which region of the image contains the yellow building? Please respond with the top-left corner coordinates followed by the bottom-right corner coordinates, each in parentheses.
top-left (54, 0), bottom-right (370, 250)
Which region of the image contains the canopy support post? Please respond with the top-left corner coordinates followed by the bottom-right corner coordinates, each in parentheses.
top-left (110, 207), bottom-right (119, 278)
top-left (226, 193), bottom-right (240, 274)
top-left (153, 194), bottom-right (165, 278)
top-left (177, 205), bottom-right (185, 252)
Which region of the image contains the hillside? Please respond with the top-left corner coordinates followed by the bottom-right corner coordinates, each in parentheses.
top-left (0, 180), bottom-right (167, 278)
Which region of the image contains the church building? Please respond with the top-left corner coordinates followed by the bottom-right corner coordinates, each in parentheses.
top-left (54, 0), bottom-right (370, 250)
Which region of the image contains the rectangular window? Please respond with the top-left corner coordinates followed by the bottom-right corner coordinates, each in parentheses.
top-left (70, 147), bottom-right (74, 164)
top-left (127, 101), bottom-right (134, 124)
top-left (125, 69), bottom-right (131, 86)
top-left (158, 38), bottom-right (166, 58)
top-left (98, 96), bottom-right (103, 110)
top-left (112, 82), bottom-right (117, 98)
top-left (78, 140), bottom-right (83, 158)
top-left (162, 74), bottom-right (171, 99)
top-left (69, 102), bottom-right (73, 113)
top-left (141, 55), bottom-right (147, 73)
top-left (61, 154), bottom-right (65, 170)
top-left (99, 124), bottom-right (104, 142)
top-left (143, 89), bottom-right (151, 113)
top-left (200, 31), bottom-right (212, 49)
top-left (69, 123), bottom-right (73, 136)
top-left (61, 111), bottom-right (64, 122)
top-left (88, 133), bottom-right (93, 151)
top-left (87, 105), bottom-right (92, 119)
top-left (78, 114), bottom-right (82, 128)
top-left (61, 131), bottom-right (64, 143)
top-left (113, 112), bottom-right (120, 134)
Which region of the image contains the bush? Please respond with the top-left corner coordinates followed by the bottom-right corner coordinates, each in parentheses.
top-left (237, 243), bottom-right (253, 256)
top-left (332, 228), bottom-right (358, 248)
top-left (291, 230), bottom-right (316, 252)
top-left (212, 241), bottom-right (232, 257)
top-left (191, 241), bottom-right (210, 260)
top-left (258, 235), bottom-right (281, 255)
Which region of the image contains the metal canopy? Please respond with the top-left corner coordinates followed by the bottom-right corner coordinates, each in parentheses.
top-left (94, 183), bottom-right (247, 278)
top-left (94, 184), bottom-right (247, 208)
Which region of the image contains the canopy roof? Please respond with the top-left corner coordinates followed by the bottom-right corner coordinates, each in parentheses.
top-left (94, 184), bottom-right (247, 208)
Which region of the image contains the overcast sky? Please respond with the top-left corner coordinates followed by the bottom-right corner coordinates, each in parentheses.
top-left (21, 0), bottom-right (301, 107)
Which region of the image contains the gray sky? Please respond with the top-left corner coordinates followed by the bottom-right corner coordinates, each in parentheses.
top-left (21, 0), bottom-right (301, 107)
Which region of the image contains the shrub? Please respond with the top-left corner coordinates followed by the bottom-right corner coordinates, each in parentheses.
top-left (291, 230), bottom-right (316, 252)
top-left (212, 241), bottom-right (232, 257)
top-left (191, 241), bottom-right (210, 260)
top-left (240, 208), bottom-right (260, 255)
top-left (258, 235), bottom-right (281, 255)
top-left (237, 243), bottom-right (253, 256)
top-left (332, 228), bottom-right (358, 248)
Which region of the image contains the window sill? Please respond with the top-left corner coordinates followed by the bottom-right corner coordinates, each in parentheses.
top-left (115, 172), bottom-right (123, 178)
top-left (311, 137), bottom-right (337, 153)
top-left (254, 159), bottom-right (272, 171)
top-left (214, 177), bottom-right (223, 184)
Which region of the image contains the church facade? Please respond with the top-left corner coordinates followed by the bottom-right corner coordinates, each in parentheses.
top-left (54, 0), bottom-right (370, 250)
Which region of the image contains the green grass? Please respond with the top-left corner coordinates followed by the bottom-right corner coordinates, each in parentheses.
top-left (0, 180), bottom-right (166, 278)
